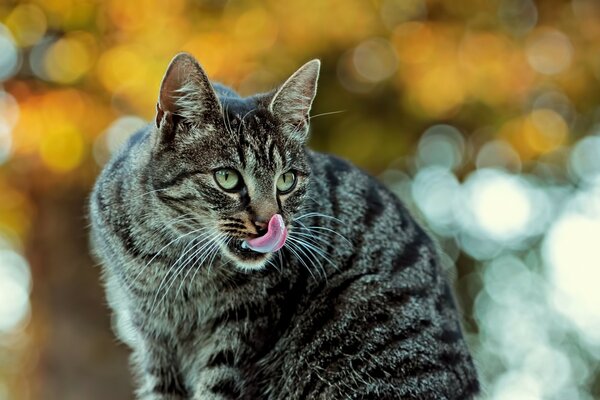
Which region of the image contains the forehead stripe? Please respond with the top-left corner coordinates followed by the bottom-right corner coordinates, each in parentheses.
top-left (236, 142), bottom-right (246, 168)
top-left (268, 141), bottom-right (276, 167)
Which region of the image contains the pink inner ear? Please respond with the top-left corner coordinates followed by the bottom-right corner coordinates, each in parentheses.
top-left (243, 214), bottom-right (288, 254)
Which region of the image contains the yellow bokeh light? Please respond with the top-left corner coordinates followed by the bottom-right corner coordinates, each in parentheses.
top-left (392, 22), bottom-right (435, 65)
top-left (11, 99), bottom-right (45, 155)
top-left (40, 90), bottom-right (86, 126)
top-left (43, 32), bottom-right (96, 84)
top-left (96, 46), bottom-right (146, 92)
top-left (5, 4), bottom-right (47, 47)
top-left (526, 28), bottom-right (573, 75)
top-left (0, 182), bottom-right (33, 240)
top-left (411, 66), bottom-right (466, 117)
top-left (524, 109), bottom-right (568, 153)
top-left (500, 109), bottom-right (568, 159)
top-left (459, 32), bottom-right (516, 105)
top-left (107, 0), bottom-right (147, 32)
top-left (34, 0), bottom-right (75, 18)
top-left (38, 127), bottom-right (85, 172)
top-left (106, 0), bottom-right (185, 32)
top-left (234, 9), bottom-right (278, 52)
top-left (182, 33), bottom-right (231, 77)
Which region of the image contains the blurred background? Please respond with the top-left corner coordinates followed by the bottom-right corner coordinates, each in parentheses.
top-left (1, 0), bottom-right (600, 398)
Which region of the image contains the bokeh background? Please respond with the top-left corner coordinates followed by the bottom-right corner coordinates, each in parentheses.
top-left (1, 0), bottom-right (600, 398)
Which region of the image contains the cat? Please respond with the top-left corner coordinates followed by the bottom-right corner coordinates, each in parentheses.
top-left (89, 52), bottom-right (479, 400)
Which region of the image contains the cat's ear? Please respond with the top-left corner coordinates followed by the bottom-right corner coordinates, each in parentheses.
top-left (269, 59), bottom-right (320, 142)
top-left (155, 52), bottom-right (221, 130)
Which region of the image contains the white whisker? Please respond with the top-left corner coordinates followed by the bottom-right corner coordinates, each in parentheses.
top-left (291, 230), bottom-right (337, 248)
top-left (294, 212), bottom-right (343, 224)
top-left (285, 241), bottom-right (318, 282)
top-left (183, 235), bottom-right (231, 295)
top-left (175, 233), bottom-right (227, 299)
top-left (149, 229), bottom-right (221, 314)
top-left (308, 110), bottom-right (346, 120)
top-left (125, 222), bottom-right (207, 292)
top-left (287, 237), bottom-right (327, 280)
top-left (294, 223), bottom-right (352, 245)
top-left (289, 235), bottom-right (338, 272)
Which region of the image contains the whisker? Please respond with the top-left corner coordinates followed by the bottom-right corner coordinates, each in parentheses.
top-left (133, 187), bottom-right (170, 200)
top-left (287, 236), bottom-right (328, 279)
top-left (289, 235), bottom-right (338, 272)
top-left (238, 109), bottom-right (256, 137)
top-left (223, 103), bottom-right (236, 138)
top-left (124, 223), bottom-right (207, 292)
top-left (266, 255), bottom-right (282, 273)
top-left (184, 234), bottom-right (231, 294)
top-left (147, 239), bottom-right (200, 313)
top-left (291, 229), bottom-right (351, 254)
top-left (95, 186), bottom-right (174, 208)
top-left (206, 234), bottom-right (228, 276)
top-left (303, 195), bottom-right (324, 207)
top-left (149, 229), bottom-right (221, 314)
top-left (294, 223), bottom-right (352, 245)
top-left (291, 230), bottom-right (338, 248)
top-left (293, 212), bottom-right (343, 224)
top-left (285, 241), bottom-right (317, 282)
top-left (277, 249), bottom-right (284, 272)
top-left (175, 232), bottom-right (226, 299)
top-left (308, 110), bottom-right (346, 120)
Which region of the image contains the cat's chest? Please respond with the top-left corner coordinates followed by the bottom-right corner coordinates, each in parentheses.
top-left (129, 261), bottom-right (292, 344)
top-left (135, 278), bottom-right (255, 335)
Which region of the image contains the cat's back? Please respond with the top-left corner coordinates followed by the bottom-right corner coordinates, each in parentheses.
top-left (306, 149), bottom-right (422, 254)
top-left (263, 150), bottom-right (479, 399)
top-left (89, 125), bottom-right (154, 267)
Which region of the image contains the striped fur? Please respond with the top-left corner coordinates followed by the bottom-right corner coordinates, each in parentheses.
top-left (89, 54), bottom-right (479, 399)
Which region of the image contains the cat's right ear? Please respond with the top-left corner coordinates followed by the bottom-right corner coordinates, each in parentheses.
top-left (269, 59), bottom-right (320, 143)
top-left (155, 52), bottom-right (221, 133)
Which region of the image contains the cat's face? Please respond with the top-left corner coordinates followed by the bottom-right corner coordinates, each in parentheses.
top-left (147, 53), bottom-right (319, 270)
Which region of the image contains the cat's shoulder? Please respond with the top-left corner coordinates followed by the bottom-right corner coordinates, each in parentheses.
top-left (307, 150), bottom-right (384, 188)
top-left (306, 148), bottom-right (411, 216)
top-left (307, 150), bottom-right (354, 174)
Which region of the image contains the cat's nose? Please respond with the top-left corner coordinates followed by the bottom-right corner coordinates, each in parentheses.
top-left (252, 203), bottom-right (279, 236)
top-left (254, 219), bottom-right (269, 237)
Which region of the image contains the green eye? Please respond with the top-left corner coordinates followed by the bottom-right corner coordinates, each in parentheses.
top-left (214, 168), bottom-right (242, 191)
top-left (277, 171), bottom-right (297, 194)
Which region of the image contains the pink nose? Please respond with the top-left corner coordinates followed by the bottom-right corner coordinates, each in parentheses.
top-left (243, 214), bottom-right (288, 253)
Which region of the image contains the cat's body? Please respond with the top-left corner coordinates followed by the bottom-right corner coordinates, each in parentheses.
top-left (90, 54), bottom-right (479, 399)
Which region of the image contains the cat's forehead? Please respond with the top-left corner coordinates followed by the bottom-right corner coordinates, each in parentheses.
top-left (197, 94), bottom-right (305, 174)
top-left (217, 97), bottom-right (286, 168)
top-left (221, 96), bottom-right (256, 119)
top-left (220, 97), bottom-right (272, 133)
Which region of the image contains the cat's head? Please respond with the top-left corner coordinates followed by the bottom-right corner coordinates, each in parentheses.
top-left (147, 53), bottom-right (319, 270)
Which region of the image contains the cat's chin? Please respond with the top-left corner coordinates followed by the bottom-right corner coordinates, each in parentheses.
top-left (221, 240), bottom-right (271, 271)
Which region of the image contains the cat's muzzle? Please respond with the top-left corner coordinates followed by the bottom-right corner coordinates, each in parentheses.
top-left (241, 214), bottom-right (288, 254)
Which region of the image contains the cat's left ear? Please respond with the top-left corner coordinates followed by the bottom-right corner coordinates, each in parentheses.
top-left (156, 52), bottom-right (221, 129)
top-left (269, 59), bottom-right (320, 142)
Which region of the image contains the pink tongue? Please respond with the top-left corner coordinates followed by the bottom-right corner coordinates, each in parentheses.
top-left (244, 214), bottom-right (288, 253)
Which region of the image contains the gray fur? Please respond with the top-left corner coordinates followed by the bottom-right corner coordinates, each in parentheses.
top-left (89, 53), bottom-right (479, 399)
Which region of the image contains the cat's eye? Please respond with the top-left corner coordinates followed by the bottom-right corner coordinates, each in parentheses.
top-left (214, 168), bottom-right (242, 191)
top-left (277, 171), bottom-right (297, 194)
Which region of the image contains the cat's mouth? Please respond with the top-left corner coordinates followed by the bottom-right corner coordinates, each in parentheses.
top-left (221, 239), bottom-right (274, 269)
top-left (227, 239), bottom-right (269, 260)
top-left (223, 214), bottom-right (288, 268)
top-left (242, 214), bottom-right (288, 253)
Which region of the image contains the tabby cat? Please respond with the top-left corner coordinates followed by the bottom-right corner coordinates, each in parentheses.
top-left (89, 53), bottom-right (479, 399)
